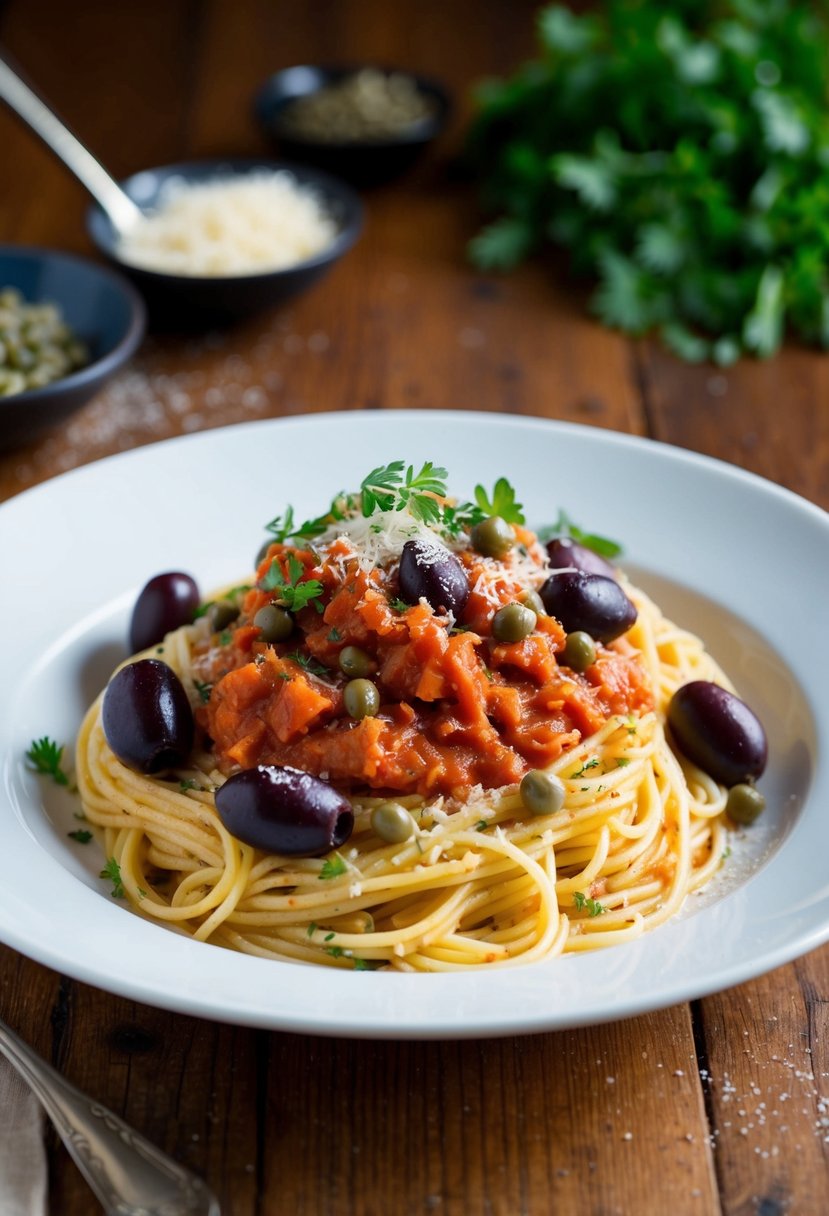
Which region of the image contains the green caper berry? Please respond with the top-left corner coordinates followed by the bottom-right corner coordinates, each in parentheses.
top-left (343, 678), bottom-right (380, 720)
top-left (339, 645), bottom-right (375, 678)
top-left (492, 602), bottom-right (537, 643)
top-left (520, 588), bottom-right (546, 616)
top-left (726, 783), bottom-right (766, 825)
top-left (371, 801), bottom-right (415, 843)
top-left (254, 603), bottom-right (294, 643)
top-left (561, 631), bottom-right (597, 673)
top-left (208, 599), bottom-right (240, 632)
top-left (471, 515), bottom-right (514, 558)
top-left (520, 770), bottom-right (566, 816)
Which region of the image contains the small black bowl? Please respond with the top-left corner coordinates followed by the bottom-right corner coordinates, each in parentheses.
top-left (0, 245), bottom-right (146, 452)
top-left (86, 158), bottom-right (363, 328)
top-left (254, 65), bottom-right (451, 187)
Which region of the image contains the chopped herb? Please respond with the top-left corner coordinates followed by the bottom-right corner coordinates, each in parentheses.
top-left (179, 779), bottom-right (200, 792)
top-left (615, 757), bottom-right (631, 768)
top-left (100, 857), bottom-right (125, 899)
top-left (324, 932), bottom-right (336, 942)
top-left (474, 819), bottom-right (489, 832)
top-left (67, 828), bottom-right (92, 844)
top-left (218, 630), bottom-right (233, 647)
top-left (319, 854), bottom-right (348, 881)
top-left (353, 957), bottom-right (385, 971)
top-left (473, 477), bottom-right (525, 525)
top-left (721, 846), bottom-right (732, 861)
top-left (573, 891), bottom-right (606, 917)
top-left (285, 651), bottom-right (330, 679)
top-left (193, 679), bottom-right (213, 704)
top-left (569, 757), bottom-right (600, 779)
top-left (326, 945), bottom-right (344, 959)
top-left (137, 888), bottom-right (147, 900)
top-left (327, 627), bottom-right (342, 642)
top-left (360, 460), bottom-right (449, 524)
top-left (307, 922), bottom-right (318, 937)
top-left (26, 737), bottom-right (69, 786)
top-left (260, 553), bottom-right (324, 613)
top-left (389, 596), bottom-right (411, 614)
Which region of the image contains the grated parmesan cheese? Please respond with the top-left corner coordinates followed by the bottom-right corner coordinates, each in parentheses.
top-left (117, 172), bottom-right (338, 277)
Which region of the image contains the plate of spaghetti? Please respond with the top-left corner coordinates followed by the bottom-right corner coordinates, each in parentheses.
top-left (1, 411), bottom-right (826, 1037)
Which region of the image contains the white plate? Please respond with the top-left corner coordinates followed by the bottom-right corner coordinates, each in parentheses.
top-left (1, 411), bottom-right (827, 1039)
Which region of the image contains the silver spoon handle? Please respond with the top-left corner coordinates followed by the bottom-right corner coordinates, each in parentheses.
top-left (0, 1016), bottom-right (219, 1216)
top-left (0, 54), bottom-right (144, 236)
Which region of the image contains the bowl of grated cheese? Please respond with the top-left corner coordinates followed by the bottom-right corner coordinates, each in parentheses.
top-left (86, 158), bottom-right (363, 326)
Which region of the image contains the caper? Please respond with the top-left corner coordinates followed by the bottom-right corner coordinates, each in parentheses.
top-left (339, 645), bottom-right (375, 678)
top-left (726, 783), bottom-right (766, 825)
top-left (208, 599), bottom-right (240, 632)
top-left (343, 678), bottom-right (380, 720)
top-left (519, 588), bottom-right (546, 616)
top-left (471, 515), bottom-right (514, 558)
top-left (492, 602), bottom-right (537, 643)
top-left (520, 770), bottom-right (566, 816)
top-left (561, 630), bottom-right (597, 672)
top-left (371, 801), bottom-right (415, 843)
top-left (254, 603), bottom-right (294, 643)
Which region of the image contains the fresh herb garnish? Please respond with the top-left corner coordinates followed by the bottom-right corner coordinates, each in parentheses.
top-left (360, 461), bottom-right (449, 524)
top-left (467, 1), bottom-right (829, 362)
top-left (67, 828), bottom-right (92, 844)
top-left (179, 778), bottom-right (200, 792)
top-left (319, 854), bottom-right (348, 881)
top-left (193, 679), bottom-right (213, 704)
top-left (260, 553), bottom-right (324, 613)
top-left (100, 857), bottom-right (125, 899)
top-left (569, 757), bottom-right (600, 779)
top-left (573, 891), bottom-right (606, 917)
top-left (388, 596), bottom-right (411, 614)
top-left (285, 651), bottom-right (331, 679)
top-left (542, 509), bottom-right (622, 559)
top-left (26, 737), bottom-right (69, 786)
top-left (474, 477), bottom-right (525, 525)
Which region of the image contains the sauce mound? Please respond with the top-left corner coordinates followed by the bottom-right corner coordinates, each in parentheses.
top-left (194, 509), bottom-right (652, 800)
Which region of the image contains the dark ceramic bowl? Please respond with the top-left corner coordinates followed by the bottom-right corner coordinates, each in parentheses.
top-left (0, 246), bottom-right (146, 452)
top-left (86, 158), bottom-right (363, 328)
top-left (254, 65), bottom-right (451, 187)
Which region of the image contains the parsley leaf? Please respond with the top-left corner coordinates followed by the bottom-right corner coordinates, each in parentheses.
top-left (26, 737), bottom-right (69, 786)
top-left (68, 828), bottom-right (92, 844)
top-left (100, 857), bottom-right (125, 899)
top-left (260, 554), bottom-right (324, 613)
top-left (573, 891), bottom-right (606, 917)
top-left (319, 854), bottom-right (348, 881)
top-left (473, 477), bottom-right (525, 524)
top-left (546, 509), bottom-right (622, 559)
top-left (360, 461), bottom-right (449, 523)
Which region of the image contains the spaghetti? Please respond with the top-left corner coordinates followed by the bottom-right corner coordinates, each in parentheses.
top-left (76, 468), bottom-right (747, 972)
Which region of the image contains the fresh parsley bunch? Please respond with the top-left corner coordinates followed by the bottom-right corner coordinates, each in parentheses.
top-left (467, 0), bottom-right (829, 362)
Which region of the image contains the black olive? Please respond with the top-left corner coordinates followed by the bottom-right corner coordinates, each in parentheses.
top-left (102, 658), bottom-right (194, 774)
top-left (546, 537), bottom-right (616, 579)
top-left (539, 571), bottom-right (636, 643)
top-left (398, 538), bottom-right (469, 616)
top-left (129, 572), bottom-right (200, 653)
top-left (667, 681), bottom-right (767, 787)
top-left (215, 765), bottom-right (354, 857)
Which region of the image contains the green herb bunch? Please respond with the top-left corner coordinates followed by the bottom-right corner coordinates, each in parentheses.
top-left (467, 0), bottom-right (829, 363)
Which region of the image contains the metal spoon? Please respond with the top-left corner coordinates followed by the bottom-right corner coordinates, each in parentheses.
top-left (0, 1014), bottom-right (220, 1216)
top-left (0, 52), bottom-right (144, 239)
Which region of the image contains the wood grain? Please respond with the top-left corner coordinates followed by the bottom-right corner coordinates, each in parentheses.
top-left (2, 2), bottom-right (829, 1213)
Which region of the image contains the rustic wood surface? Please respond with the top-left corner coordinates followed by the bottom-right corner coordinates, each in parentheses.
top-left (1, 2), bottom-right (828, 1213)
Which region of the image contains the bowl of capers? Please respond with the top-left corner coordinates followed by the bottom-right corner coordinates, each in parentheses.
top-left (0, 245), bottom-right (146, 451)
top-left (254, 65), bottom-right (451, 186)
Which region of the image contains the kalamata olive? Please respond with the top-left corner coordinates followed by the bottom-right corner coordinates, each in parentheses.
top-left (520, 770), bottom-right (566, 816)
top-left (215, 764), bottom-right (354, 857)
top-left (667, 681), bottom-right (768, 787)
top-left (539, 571), bottom-right (636, 643)
top-left (102, 658), bottom-right (194, 774)
top-left (492, 602), bottom-right (536, 643)
top-left (129, 572), bottom-right (200, 653)
top-left (546, 537), bottom-right (616, 579)
top-left (398, 538), bottom-right (470, 616)
top-left (471, 515), bottom-right (514, 558)
top-left (560, 630), bottom-right (597, 672)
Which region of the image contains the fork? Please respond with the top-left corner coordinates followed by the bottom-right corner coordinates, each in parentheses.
top-left (0, 1015), bottom-right (220, 1215)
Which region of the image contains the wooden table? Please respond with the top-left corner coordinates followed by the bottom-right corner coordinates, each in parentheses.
top-left (2, 2), bottom-right (828, 1212)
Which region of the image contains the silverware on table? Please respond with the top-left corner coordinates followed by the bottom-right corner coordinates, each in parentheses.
top-left (0, 1015), bottom-right (220, 1216)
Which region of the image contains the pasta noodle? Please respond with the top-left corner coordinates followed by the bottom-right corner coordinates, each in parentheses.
top-left (76, 581), bottom-right (734, 973)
